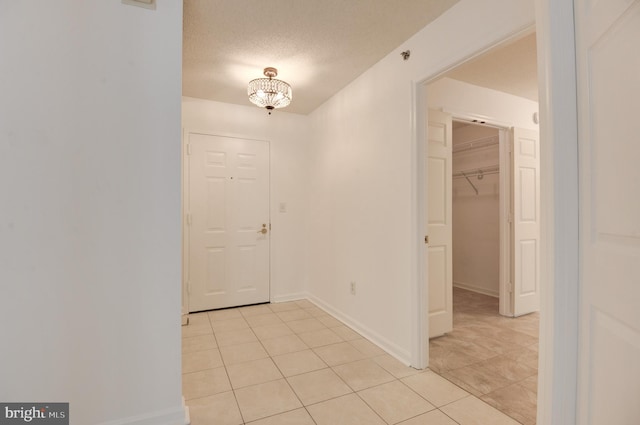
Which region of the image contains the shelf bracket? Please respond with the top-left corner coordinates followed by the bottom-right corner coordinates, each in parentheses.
top-left (461, 171), bottom-right (479, 195)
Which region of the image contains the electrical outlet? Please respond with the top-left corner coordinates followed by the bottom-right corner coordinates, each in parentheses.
top-left (350, 281), bottom-right (356, 295)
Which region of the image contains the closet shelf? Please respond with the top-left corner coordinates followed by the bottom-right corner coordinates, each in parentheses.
top-left (452, 135), bottom-right (499, 153)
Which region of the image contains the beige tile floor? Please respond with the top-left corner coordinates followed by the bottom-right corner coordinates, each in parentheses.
top-left (183, 294), bottom-right (531, 425)
top-left (429, 288), bottom-right (539, 425)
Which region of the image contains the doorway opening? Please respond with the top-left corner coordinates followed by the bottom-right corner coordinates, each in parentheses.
top-left (434, 122), bottom-right (539, 425)
top-left (451, 121), bottom-right (502, 308)
top-left (417, 30), bottom-right (541, 424)
top-left (428, 117), bottom-right (541, 424)
top-left (421, 29), bottom-right (541, 328)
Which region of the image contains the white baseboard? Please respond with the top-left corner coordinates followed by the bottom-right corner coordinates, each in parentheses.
top-left (270, 292), bottom-right (307, 303)
top-left (183, 397), bottom-right (190, 425)
top-left (454, 281), bottom-right (499, 298)
top-left (97, 404), bottom-right (188, 425)
top-left (306, 294), bottom-right (413, 366)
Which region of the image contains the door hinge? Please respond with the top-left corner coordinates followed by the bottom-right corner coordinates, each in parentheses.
top-left (186, 213), bottom-right (192, 226)
top-left (424, 235), bottom-right (429, 244)
top-left (186, 281), bottom-right (191, 294)
top-left (186, 144), bottom-right (191, 155)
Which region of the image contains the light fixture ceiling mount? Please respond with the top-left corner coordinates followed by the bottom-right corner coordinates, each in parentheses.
top-left (248, 67), bottom-right (292, 114)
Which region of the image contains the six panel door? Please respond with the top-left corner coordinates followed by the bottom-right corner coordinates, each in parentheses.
top-left (187, 133), bottom-right (270, 312)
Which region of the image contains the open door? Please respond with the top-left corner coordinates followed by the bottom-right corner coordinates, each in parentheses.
top-left (574, 1), bottom-right (640, 422)
top-left (511, 127), bottom-right (540, 316)
top-left (427, 109), bottom-right (453, 337)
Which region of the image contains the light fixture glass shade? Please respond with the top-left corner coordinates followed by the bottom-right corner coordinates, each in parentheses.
top-left (248, 68), bottom-right (292, 111)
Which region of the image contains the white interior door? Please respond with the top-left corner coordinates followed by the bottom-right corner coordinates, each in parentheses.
top-left (427, 109), bottom-right (453, 337)
top-left (187, 133), bottom-right (270, 312)
top-left (511, 127), bottom-right (540, 316)
top-left (575, 1), bottom-right (640, 423)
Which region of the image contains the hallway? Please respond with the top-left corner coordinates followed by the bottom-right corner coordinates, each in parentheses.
top-left (182, 290), bottom-right (536, 424)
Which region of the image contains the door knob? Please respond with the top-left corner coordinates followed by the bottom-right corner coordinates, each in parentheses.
top-left (257, 224), bottom-right (268, 235)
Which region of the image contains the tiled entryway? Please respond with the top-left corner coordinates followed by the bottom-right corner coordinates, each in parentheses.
top-left (183, 297), bottom-right (528, 424)
top-left (429, 288), bottom-right (539, 425)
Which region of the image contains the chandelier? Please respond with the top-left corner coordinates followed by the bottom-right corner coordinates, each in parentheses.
top-left (247, 67), bottom-right (292, 114)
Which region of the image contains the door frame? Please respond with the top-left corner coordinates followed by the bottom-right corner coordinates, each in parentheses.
top-left (411, 1), bottom-right (580, 423)
top-left (181, 129), bottom-right (273, 315)
top-left (534, 0), bottom-right (579, 423)
top-left (411, 26), bottom-right (534, 368)
top-left (446, 121), bottom-right (539, 319)
top-left (447, 116), bottom-right (515, 317)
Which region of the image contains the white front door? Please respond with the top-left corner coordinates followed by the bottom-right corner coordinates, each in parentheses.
top-left (511, 127), bottom-right (540, 316)
top-left (575, 1), bottom-right (640, 423)
top-left (187, 133), bottom-right (270, 312)
top-left (427, 109), bottom-right (453, 337)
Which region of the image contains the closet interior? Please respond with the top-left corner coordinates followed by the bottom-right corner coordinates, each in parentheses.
top-left (452, 121), bottom-right (501, 309)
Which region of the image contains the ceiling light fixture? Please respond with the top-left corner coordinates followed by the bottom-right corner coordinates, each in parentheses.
top-left (247, 67), bottom-right (292, 114)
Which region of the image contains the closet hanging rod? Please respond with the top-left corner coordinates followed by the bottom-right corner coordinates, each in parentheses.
top-left (453, 164), bottom-right (499, 179)
top-left (453, 169), bottom-right (500, 182)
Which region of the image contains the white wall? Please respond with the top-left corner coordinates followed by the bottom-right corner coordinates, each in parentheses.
top-left (452, 126), bottom-right (501, 297)
top-left (428, 78), bottom-right (540, 131)
top-left (0, 3), bottom-right (184, 425)
top-left (182, 98), bottom-right (310, 304)
top-left (306, 0), bottom-right (536, 364)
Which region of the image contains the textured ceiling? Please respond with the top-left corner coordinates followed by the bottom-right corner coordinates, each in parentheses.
top-left (183, 0), bottom-right (460, 114)
top-left (183, 2), bottom-right (538, 115)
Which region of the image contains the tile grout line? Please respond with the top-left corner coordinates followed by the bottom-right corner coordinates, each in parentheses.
top-left (243, 303), bottom-right (316, 425)
top-left (274, 300), bottom-right (322, 425)
top-left (210, 311), bottom-right (249, 425)
top-left (261, 305), bottom-right (332, 425)
top-left (185, 293), bottom-right (534, 425)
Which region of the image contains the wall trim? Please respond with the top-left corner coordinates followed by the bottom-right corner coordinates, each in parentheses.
top-left (534, 0), bottom-right (580, 423)
top-left (498, 128), bottom-right (514, 316)
top-left (270, 292), bottom-right (307, 303)
top-left (453, 281), bottom-right (499, 298)
top-left (97, 405), bottom-right (188, 425)
top-left (183, 397), bottom-right (190, 425)
top-left (410, 79), bottom-right (428, 370)
top-left (307, 294), bottom-right (413, 366)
